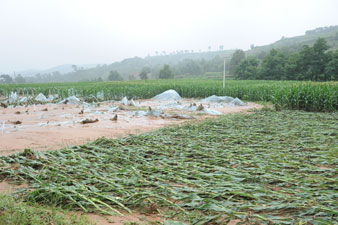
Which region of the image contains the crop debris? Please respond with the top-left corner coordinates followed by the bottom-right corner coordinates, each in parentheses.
top-left (80, 118), bottom-right (99, 124)
top-left (0, 110), bottom-right (337, 224)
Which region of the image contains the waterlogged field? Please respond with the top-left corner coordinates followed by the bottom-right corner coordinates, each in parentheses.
top-left (0, 79), bottom-right (337, 112)
top-left (1, 110), bottom-right (337, 224)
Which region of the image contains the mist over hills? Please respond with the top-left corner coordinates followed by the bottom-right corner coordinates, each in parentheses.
top-left (3, 25), bottom-right (338, 83)
top-left (20, 50), bottom-right (235, 83)
top-left (248, 25), bottom-right (338, 57)
top-left (17, 64), bottom-right (97, 77)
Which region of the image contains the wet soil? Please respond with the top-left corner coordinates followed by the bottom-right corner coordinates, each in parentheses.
top-left (0, 99), bottom-right (262, 155)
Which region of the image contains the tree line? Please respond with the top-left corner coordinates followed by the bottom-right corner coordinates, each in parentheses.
top-left (0, 74), bottom-right (26, 84)
top-left (233, 38), bottom-right (338, 81)
top-left (107, 64), bottom-right (174, 81)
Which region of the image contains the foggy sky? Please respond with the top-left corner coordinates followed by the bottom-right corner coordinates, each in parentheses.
top-left (0, 0), bottom-right (337, 74)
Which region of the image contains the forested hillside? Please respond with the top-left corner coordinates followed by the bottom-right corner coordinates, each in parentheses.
top-left (248, 25), bottom-right (338, 58)
top-left (234, 38), bottom-right (338, 81)
top-left (230, 26), bottom-right (338, 81)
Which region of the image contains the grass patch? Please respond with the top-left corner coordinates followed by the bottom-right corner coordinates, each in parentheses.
top-left (0, 194), bottom-right (93, 225)
top-left (0, 110), bottom-right (337, 224)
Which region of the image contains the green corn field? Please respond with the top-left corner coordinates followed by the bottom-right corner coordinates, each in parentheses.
top-left (1, 79), bottom-right (336, 112)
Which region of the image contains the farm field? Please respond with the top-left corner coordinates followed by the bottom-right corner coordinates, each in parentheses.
top-left (1, 79), bottom-right (337, 112)
top-left (1, 1), bottom-right (338, 224)
top-left (0, 110), bottom-right (337, 224)
top-left (0, 79), bottom-right (337, 224)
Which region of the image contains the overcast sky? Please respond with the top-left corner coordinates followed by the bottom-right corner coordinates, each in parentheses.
top-left (0, 0), bottom-right (337, 73)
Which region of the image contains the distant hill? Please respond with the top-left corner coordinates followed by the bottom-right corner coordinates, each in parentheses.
top-left (102, 50), bottom-right (234, 76)
top-left (58, 25), bottom-right (338, 82)
top-left (248, 25), bottom-right (338, 57)
top-left (18, 64), bottom-right (97, 77)
top-left (20, 25), bottom-right (338, 83)
top-left (27, 50), bottom-right (235, 82)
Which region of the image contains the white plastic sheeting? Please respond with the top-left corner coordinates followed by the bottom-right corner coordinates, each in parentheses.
top-left (202, 108), bottom-right (222, 115)
top-left (152, 90), bottom-right (182, 101)
top-left (129, 99), bottom-right (136, 107)
top-left (8, 92), bottom-right (18, 103)
top-left (35, 93), bottom-right (48, 102)
top-left (134, 111), bottom-right (148, 117)
top-left (157, 102), bottom-right (185, 110)
top-left (47, 95), bottom-right (55, 102)
top-left (146, 110), bottom-right (163, 117)
top-left (84, 108), bottom-right (92, 113)
top-left (202, 95), bottom-right (246, 106)
top-left (19, 97), bottom-right (28, 103)
top-left (96, 91), bottom-right (104, 100)
top-left (187, 105), bottom-right (198, 111)
top-left (121, 97), bottom-right (129, 105)
top-left (82, 102), bottom-right (92, 108)
top-left (59, 96), bottom-right (81, 104)
top-left (120, 97), bottom-right (137, 106)
top-left (229, 98), bottom-right (246, 106)
top-left (202, 95), bottom-right (234, 103)
top-left (107, 106), bottom-right (118, 113)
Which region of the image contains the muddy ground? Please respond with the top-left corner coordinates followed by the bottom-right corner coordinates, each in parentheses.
top-left (0, 98), bottom-right (262, 156)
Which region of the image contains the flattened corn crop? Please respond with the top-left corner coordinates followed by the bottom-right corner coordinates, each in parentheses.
top-left (0, 110), bottom-right (337, 224)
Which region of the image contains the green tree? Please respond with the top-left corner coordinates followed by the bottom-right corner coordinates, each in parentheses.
top-left (229, 49), bottom-right (245, 75)
top-left (72, 65), bottom-right (77, 71)
top-left (159, 64), bottom-right (174, 79)
top-left (14, 74), bottom-right (26, 83)
top-left (234, 56), bottom-right (259, 80)
top-left (297, 45), bottom-right (313, 80)
top-left (176, 59), bottom-right (202, 75)
top-left (297, 38), bottom-right (330, 81)
top-left (259, 49), bottom-right (286, 80)
top-left (139, 67), bottom-right (150, 80)
top-left (325, 50), bottom-right (338, 81)
top-left (256, 51), bottom-right (267, 60)
top-left (107, 70), bottom-right (123, 81)
top-left (284, 53), bottom-right (301, 80)
top-left (0, 74), bottom-right (14, 83)
top-left (311, 38), bottom-right (330, 80)
top-left (128, 74), bottom-right (136, 80)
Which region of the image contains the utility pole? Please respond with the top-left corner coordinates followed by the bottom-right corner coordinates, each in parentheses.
top-left (223, 58), bottom-right (226, 88)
